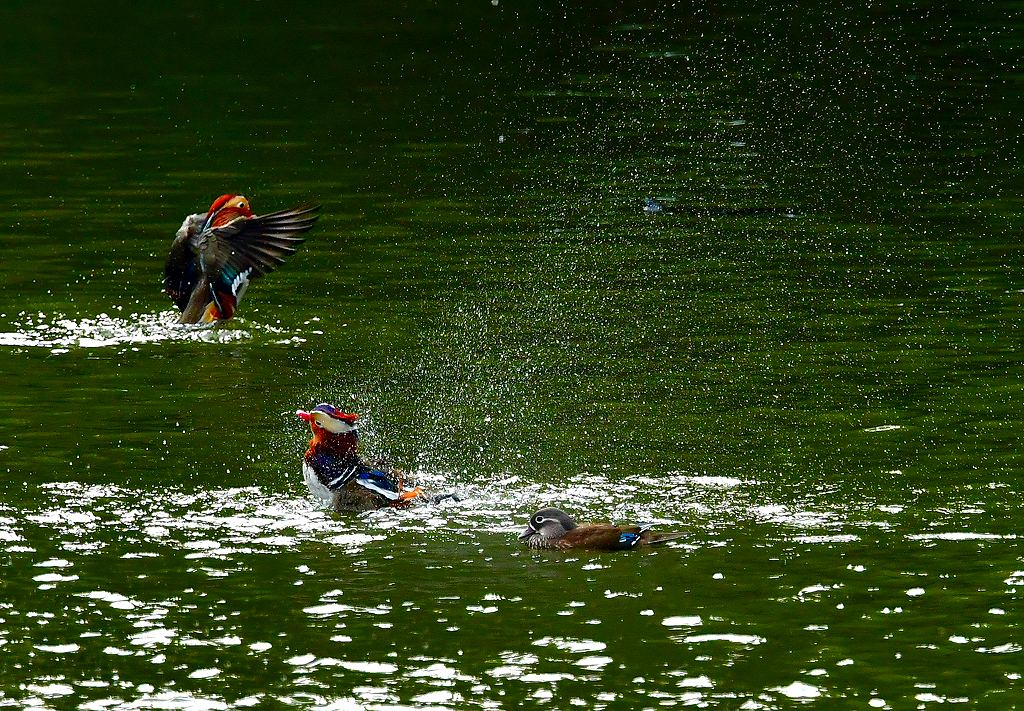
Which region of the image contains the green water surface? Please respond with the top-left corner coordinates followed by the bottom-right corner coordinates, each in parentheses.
top-left (1, 2), bottom-right (1022, 708)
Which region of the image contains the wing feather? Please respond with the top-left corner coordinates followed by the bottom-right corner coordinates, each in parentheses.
top-left (561, 524), bottom-right (630, 550)
top-left (201, 204), bottom-right (320, 281)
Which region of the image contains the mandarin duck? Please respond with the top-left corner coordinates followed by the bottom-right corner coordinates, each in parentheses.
top-left (519, 508), bottom-right (685, 551)
top-left (296, 403), bottom-right (427, 512)
top-left (164, 194), bottom-right (320, 324)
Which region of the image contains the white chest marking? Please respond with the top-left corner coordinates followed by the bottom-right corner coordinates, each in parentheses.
top-left (302, 461), bottom-right (334, 504)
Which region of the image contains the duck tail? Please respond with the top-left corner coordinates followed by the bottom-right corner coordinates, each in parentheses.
top-left (645, 531), bottom-right (686, 545)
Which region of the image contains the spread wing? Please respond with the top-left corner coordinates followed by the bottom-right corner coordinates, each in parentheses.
top-left (202, 204), bottom-right (320, 279)
top-left (164, 213), bottom-right (205, 312)
top-left (195, 204), bottom-right (320, 318)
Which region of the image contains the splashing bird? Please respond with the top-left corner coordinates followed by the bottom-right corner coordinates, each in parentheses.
top-left (296, 404), bottom-right (428, 512)
top-left (165, 195), bottom-right (320, 323)
top-left (519, 508), bottom-right (685, 551)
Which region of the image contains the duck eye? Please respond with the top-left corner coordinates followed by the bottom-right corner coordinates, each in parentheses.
top-left (534, 515), bottom-right (544, 524)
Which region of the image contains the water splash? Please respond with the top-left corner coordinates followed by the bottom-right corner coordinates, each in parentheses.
top-left (0, 311), bottom-right (295, 354)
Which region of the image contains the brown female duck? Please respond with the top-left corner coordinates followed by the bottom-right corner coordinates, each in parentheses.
top-left (519, 508), bottom-right (684, 551)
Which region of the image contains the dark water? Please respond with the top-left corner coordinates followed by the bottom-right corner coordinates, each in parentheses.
top-left (1, 2), bottom-right (1023, 708)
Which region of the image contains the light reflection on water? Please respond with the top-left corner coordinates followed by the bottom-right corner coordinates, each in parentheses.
top-left (3, 470), bottom-right (1019, 558)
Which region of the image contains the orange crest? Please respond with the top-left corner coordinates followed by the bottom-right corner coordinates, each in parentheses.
top-left (206, 194), bottom-right (253, 226)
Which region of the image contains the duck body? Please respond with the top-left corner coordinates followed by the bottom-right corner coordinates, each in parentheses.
top-left (519, 508), bottom-right (684, 551)
top-left (301, 452), bottom-right (420, 513)
top-left (297, 404), bottom-right (424, 513)
top-left (165, 195), bottom-right (320, 324)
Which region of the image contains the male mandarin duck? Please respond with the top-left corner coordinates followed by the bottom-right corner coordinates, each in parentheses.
top-left (164, 194), bottom-right (320, 323)
top-left (296, 403), bottom-right (427, 512)
top-left (519, 508), bottom-right (685, 551)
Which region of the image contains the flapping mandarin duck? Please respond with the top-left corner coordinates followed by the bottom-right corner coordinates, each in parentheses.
top-left (296, 403), bottom-right (426, 512)
top-left (519, 508), bottom-right (685, 551)
top-left (165, 195), bottom-right (320, 324)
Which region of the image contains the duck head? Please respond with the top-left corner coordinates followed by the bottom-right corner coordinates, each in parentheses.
top-left (203, 194), bottom-right (254, 230)
top-left (296, 403), bottom-right (359, 458)
top-left (519, 508), bottom-right (578, 543)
